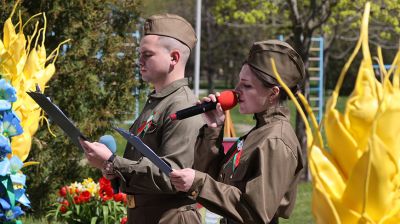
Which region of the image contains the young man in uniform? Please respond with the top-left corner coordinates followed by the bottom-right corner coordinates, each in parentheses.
top-left (81, 14), bottom-right (204, 224)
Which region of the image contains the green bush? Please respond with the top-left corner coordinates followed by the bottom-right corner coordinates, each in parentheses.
top-left (0, 0), bottom-right (144, 217)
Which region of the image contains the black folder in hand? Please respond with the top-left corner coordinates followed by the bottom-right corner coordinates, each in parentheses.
top-left (27, 91), bottom-right (87, 151)
top-left (113, 127), bottom-right (172, 175)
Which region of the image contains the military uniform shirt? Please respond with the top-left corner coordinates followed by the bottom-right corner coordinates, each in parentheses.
top-left (189, 106), bottom-right (303, 224)
top-left (113, 78), bottom-right (204, 194)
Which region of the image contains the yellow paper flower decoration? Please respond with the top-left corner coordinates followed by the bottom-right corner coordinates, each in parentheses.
top-left (0, 2), bottom-right (69, 162)
top-left (271, 2), bottom-right (400, 223)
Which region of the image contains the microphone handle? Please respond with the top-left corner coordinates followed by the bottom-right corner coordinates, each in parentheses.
top-left (174, 101), bottom-right (217, 120)
top-left (99, 136), bottom-right (120, 193)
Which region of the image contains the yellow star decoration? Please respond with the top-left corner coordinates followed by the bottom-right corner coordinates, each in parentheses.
top-left (271, 2), bottom-right (400, 223)
top-left (0, 2), bottom-right (69, 162)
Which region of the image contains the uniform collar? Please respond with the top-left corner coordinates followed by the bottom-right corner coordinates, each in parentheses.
top-left (254, 106), bottom-right (290, 127)
top-left (149, 78), bottom-right (189, 99)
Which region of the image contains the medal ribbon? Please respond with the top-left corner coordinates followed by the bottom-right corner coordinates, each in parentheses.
top-left (137, 111), bottom-right (155, 138)
top-left (223, 138), bottom-right (244, 172)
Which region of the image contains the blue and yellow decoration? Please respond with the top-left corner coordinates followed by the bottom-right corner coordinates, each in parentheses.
top-left (0, 1), bottom-right (67, 223)
top-left (0, 78), bottom-right (28, 223)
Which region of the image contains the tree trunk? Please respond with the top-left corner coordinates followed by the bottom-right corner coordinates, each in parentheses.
top-left (291, 33), bottom-right (312, 181)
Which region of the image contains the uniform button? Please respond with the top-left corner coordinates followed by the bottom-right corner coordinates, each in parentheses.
top-left (191, 191), bottom-right (198, 197)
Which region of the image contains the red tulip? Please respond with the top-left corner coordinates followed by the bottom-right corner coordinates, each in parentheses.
top-left (79, 190), bottom-right (91, 203)
top-left (113, 193), bottom-right (126, 202)
top-left (60, 200), bottom-right (69, 213)
top-left (61, 200), bottom-right (69, 207)
top-left (60, 205), bottom-right (68, 213)
top-left (120, 217), bottom-right (128, 224)
top-left (74, 195), bottom-right (81, 204)
top-left (59, 186), bottom-right (68, 197)
top-left (99, 176), bottom-right (111, 188)
top-left (99, 185), bottom-right (114, 201)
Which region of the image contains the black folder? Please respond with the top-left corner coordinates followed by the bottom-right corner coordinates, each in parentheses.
top-left (27, 91), bottom-right (87, 151)
top-left (27, 90), bottom-right (172, 175)
top-left (113, 127), bottom-right (172, 175)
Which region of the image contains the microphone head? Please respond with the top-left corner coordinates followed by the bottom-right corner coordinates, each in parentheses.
top-left (99, 135), bottom-right (117, 154)
top-left (217, 90), bottom-right (238, 111)
top-left (169, 113), bottom-right (177, 120)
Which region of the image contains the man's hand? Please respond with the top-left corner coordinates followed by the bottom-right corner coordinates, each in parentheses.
top-left (170, 168), bottom-right (195, 192)
top-left (80, 139), bottom-right (113, 169)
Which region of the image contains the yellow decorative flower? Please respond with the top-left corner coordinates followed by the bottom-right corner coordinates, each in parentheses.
top-left (0, 2), bottom-right (68, 162)
top-left (271, 3), bottom-right (400, 223)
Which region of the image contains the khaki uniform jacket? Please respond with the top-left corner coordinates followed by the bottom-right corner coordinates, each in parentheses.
top-left (189, 106), bottom-right (303, 224)
top-left (112, 79), bottom-right (204, 223)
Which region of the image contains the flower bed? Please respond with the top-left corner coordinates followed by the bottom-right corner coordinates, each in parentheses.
top-left (47, 177), bottom-right (127, 224)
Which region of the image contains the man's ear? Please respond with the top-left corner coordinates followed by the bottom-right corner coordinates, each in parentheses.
top-left (170, 50), bottom-right (180, 65)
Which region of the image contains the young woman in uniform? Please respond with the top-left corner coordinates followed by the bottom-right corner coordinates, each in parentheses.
top-left (170, 40), bottom-right (305, 224)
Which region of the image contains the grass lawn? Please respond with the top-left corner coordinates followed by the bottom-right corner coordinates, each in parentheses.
top-left (21, 216), bottom-right (49, 224)
top-left (280, 181), bottom-right (313, 224)
top-left (198, 181), bottom-right (313, 224)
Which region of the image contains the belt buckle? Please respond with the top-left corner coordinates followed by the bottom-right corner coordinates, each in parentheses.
top-left (127, 195), bottom-right (136, 208)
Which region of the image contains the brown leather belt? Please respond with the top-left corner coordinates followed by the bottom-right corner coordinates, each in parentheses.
top-left (127, 194), bottom-right (195, 209)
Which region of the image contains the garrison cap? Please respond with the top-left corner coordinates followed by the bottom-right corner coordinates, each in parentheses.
top-left (245, 40), bottom-right (305, 88)
top-left (144, 14), bottom-right (197, 51)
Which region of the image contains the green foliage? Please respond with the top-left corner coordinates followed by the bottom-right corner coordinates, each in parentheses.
top-left (214, 0), bottom-right (278, 25)
top-left (0, 0), bottom-right (142, 217)
top-left (141, 0), bottom-right (190, 17)
top-left (212, 0), bottom-right (400, 94)
top-left (325, 0), bottom-right (400, 42)
top-left (213, 0), bottom-right (400, 43)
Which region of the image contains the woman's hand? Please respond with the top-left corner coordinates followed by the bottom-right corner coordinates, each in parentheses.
top-left (170, 168), bottom-right (195, 192)
top-left (200, 92), bottom-right (225, 127)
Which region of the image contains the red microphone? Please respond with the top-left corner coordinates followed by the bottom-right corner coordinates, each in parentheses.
top-left (169, 90), bottom-right (238, 120)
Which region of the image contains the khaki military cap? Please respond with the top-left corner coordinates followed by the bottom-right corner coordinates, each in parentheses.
top-left (245, 40), bottom-right (305, 88)
top-left (144, 14), bottom-right (197, 50)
